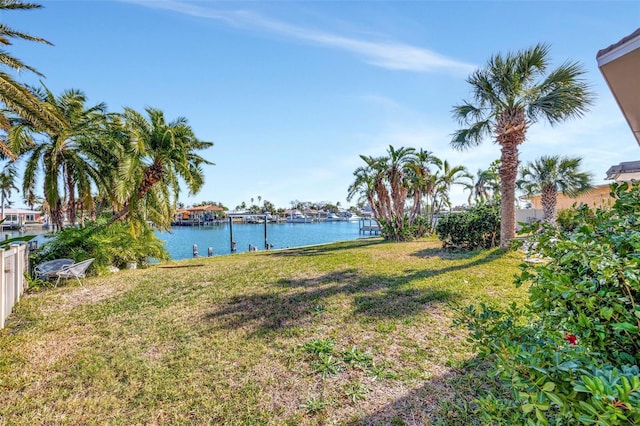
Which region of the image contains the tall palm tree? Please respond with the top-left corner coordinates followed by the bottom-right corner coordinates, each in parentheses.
top-left (0, 1), bottom-right (65, 148)
top-left (15, 87), bottom-right (112, 229)
top-left (451, 44), bottom-right (593, 248)
top-left (113, 107), bottom-right (213, 230)
top-left (518, 155), bottom-right (593, 224)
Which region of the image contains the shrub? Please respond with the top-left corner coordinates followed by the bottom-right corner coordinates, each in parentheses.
top-left (461, 304), bottom-right (640, 425)
top-left (555, 205), bottom-right (597, 233)
top-left (378, 217), bottom-right (409, 241)
top-left (410, 215), bottom-right (432, 238)
top-left (377, 214), bottom-right (432, 241)
top-left (555, 207), bottom-right (580, 232)
top-left (460, 181), bottom-right (640, 424)
top-left (33, 219), bottom-right (170, 273)
top-left (435, 202), bottom-right (500, 250)
top-left (519, 182), bottom-right (640, 365)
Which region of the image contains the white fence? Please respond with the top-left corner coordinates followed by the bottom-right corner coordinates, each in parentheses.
top-left (0, 243), bottom-right (29, 329)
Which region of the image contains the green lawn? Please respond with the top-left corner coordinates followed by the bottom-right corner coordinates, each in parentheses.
top-left (0, 238), bottom-right (526, 425)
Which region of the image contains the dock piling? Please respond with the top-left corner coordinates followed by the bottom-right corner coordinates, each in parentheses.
top-left (229, 217), bottom-right (237, 252)
top-left (264, 215), bottom-right (269, 249)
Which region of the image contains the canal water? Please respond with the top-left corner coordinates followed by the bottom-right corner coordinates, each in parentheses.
top-left (13, 220), bottom-right (378, 261)
top-left (160, 221), bottom-right (375, 260)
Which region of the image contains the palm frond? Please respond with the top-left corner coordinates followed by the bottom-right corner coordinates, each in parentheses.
top-left (0, 49), bottom-right (44, 75)
top-left (528, 61), bottom-right (593, 125)
top-left (451, 120), bottom-right (491, 150)
top-left (0, 1), bottom-right (44, 11)
top-left (452, 101), bottom-right (486, 125)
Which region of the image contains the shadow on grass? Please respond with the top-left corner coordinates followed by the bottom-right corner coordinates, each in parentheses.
top-left (353, 288), bottom-right (455, 318)
top-left (402, 247), bottom-right (508, 280)
top-left (205, 246), bottom-right (507, 336)
top-left (268, 238), bottom-right (387, 257)
top-left (411, 246), bottom-right (507, 261)
top-left (205, 268), bottom-right (457, 334)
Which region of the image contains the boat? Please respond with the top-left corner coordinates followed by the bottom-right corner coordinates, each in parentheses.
top-left (340, 211), bottom-right (361, 222)
top-left (325, 212), bottom-right (341, 222)
top-left (265, 214), bottom-right (278, 223)
top-left (286, 210), bottom-right (313, 223)
top-left (246, 216), bottom-right (265, 224)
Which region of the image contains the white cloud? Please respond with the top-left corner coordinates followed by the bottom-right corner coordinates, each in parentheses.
top-left (126, 0), bottom-right (476, 74)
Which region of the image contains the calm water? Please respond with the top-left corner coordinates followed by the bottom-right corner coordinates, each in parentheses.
top-left (158, 221), bottom-right (375, 260)
top-left (10, 220), bottom-right (378, 261)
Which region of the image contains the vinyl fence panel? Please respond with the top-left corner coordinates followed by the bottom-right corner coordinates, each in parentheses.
top-left (0, 243), bottom-right (29, 329)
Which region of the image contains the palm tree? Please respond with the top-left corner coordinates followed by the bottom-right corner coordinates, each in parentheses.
top-left (15, 87), bottom-right (112, 229)
top-left (347, 161), bottom-right (380, 219)
top-left (518, 155), bottom-right (593, 224)
top-left (0, 164), bottom-right (17, 221)
top-left (113, 107), bottom-right (213, 230)
top-left (451, 44), bottom-right (593, 248)
top-left (424, 160), bottom-right (471, 232)
top-left (348, 146), bottom-right (416, 241)
top-left (385, 145), bottom-right (415, 233)
top-left (433, 160), bottom-right (471, 213)
top-left (406, 148), bottom-right (442, 220)
top-left (465, 167), bottom-right (500, 205)
top-left (0, 1), bottom-right (65, 148)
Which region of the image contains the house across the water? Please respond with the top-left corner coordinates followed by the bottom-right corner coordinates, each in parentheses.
top-left (172, 205), bottom-right (225, 226)
top-left (1, 208), bottom-right (43, 229)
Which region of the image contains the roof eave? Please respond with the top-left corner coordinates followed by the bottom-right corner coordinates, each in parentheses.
top-left (597, 28), bottom-right (640, 146)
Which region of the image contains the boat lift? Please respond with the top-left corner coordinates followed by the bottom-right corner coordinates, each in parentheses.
top-left (227, 214), bottom-right (272, 253)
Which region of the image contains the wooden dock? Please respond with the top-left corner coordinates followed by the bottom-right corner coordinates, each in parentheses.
top-left (359, 218), bottom-right (381, 235)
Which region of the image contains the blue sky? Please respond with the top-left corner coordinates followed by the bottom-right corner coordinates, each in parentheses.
top-left (7, 0), bottom-right (640, 209)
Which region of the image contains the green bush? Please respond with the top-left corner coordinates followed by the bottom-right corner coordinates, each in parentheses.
top-left (377, 214), bottom-right (432, 241)
top-left (461, 303), bottom-right (640, 425)
top-left (378, 216), bottom-right (412, 241)
top-left (555, 207), bottom-right (580, 232)
top-left (33, 219), bottom-right (170, 273)
top-left (410, 215), bottom-right (432, 238)
top-left (555, 205), bottom-right (597, 233)
top-left (460, 182), bottom-right (640, 424)
top-left (435, 202), bottom-right (500, 250)
top-left (520, 182), bottom-right (640, 365)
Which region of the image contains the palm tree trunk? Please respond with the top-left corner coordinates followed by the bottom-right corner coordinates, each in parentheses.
top-left (541, 184), bottom-right (557, 224)
top-left (51, 199), bottom-right (64, 230)
top-left (112, 163), bottom-right (164, 221)
top-left (137, 163), bottom-right (164, 199)
top-left (499, 150), bottom-right (517, 249)
top-left (66, 172), bottom-right (77, 226)
top-left (496, 110), bottom-right (526, 249)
